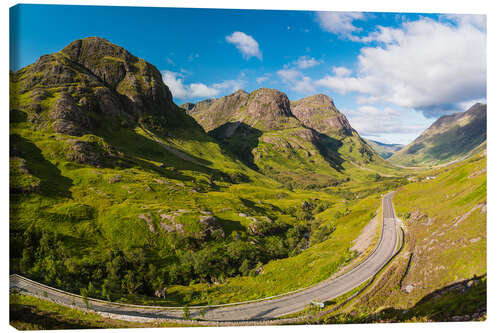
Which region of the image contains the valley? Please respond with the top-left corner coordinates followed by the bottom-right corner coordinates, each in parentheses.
top-left (9, 37), bottom-right (486, 328)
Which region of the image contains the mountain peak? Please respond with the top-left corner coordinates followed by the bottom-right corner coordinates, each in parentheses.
top-left (248, 88), bottom-right (293, 116)
top-left (299, 94), bottom-right (336, 107)
top-left (232, 89), bottom-right (248, 96)
top-left (14, 37), bottom-right (196, 137)
top-left (291, 94), bottom-right (353, 136)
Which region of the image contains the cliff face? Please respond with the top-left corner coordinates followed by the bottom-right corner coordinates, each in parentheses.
top-left (184, 88), bottom-right (301, 132)
top-left (182, 89), bottom-right (250, 132)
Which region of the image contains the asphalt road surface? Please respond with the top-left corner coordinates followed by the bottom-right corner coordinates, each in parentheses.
top-left (10, 192), bottom-right (401, 323)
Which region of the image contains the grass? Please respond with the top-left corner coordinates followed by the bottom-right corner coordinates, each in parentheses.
top-left (10, 39), bottom-right (485, 328)
top-left (10, 102), bottom-right (399, 307)
top-left (9, 293), bottom-right (192, 329)
top-left (301, 150), bottom-right (487, 324)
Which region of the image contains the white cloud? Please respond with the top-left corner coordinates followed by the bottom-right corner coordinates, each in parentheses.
top-left (293, 76), bottom-right (316, 94)
top-left (213, 79), bottom-right (245, 92)
top-left (162, 71), bottom-right (190, 99)
top-left (354, 25), bottom-right (405, 43)
top-left (332, 66), bottom-right (352, 77)
top-left (256, 75), bottom-right (270, 84)
top-left (189, 83), bottom-right (218, 98)
top-left (443, 14), bottom-right (486, 31)
top-left (162, 71), bottom-right (245, 100)
top-left (317, 17), bottom-right (486, 117)
top-left (344, 105), bottom-right (429, 142)
top-left (277, 68), bottom-right (316, 94)
top-left (316, 11), bottom-right (366, 40)
top-left (277, 68), bottom-right (301, 81)
top-left (294, 56), bottom-right (321, 69)
top-left (225, 31), bottom-right (263, 60)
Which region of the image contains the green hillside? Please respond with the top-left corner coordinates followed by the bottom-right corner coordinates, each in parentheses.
top-left (10, 37), bottom-right (407, 308)
top-left (389, 103), bottom-right (486, 166)
top-left (319, 146), bottom-right (486, 323)
top-left (184, 90), bottom-right (401, 189)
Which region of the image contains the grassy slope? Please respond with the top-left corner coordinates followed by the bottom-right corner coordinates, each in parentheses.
top-left (389, 105), bottom-right (486, 167)
top-left (320, 149), bottom-right (486, 323)
top-left (9, 293), bottom-right (191, 329)
top-left (10, 119), bottom-right (402, 307)
top-left (10, 88), bottom-right (405, 309)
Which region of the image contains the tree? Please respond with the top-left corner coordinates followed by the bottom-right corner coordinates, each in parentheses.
top-left (239, 259), bottom-right (250, 276)
top-left (122, 270), bottom-right (143, 294)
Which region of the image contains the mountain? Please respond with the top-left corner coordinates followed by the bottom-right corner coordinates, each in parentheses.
top-left (365, 139), bottom-right (404, 159)
top-left (11, 37), bottom-right (412, 315)
top-left (289, 94), bottom-right (392, 171)
top-left (13, 37), bottom-right (201, 138)
top-left (389, 103), bottom-right (486, 166)
top-left (183, 90), bottom-right (395, 188)
top-left (11, 37), bottom-right (314, 301)
top-left (290, 94), bottom-right (353, 137)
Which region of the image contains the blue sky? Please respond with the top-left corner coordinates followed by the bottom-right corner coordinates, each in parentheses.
top-left (10, 4), bottom-right (486, 144)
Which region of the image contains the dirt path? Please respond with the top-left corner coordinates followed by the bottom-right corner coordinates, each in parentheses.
top-left (351, 213), bottom-right (381, 255)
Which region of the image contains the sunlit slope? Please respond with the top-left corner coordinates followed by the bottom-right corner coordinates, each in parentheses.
top-left (10, 37), bottom-right (403, 308)
top-left (185, 90), bottom-right (403, 189)
top-left (389, 103), bottom-right (486, 166)
top-left (313, 147), bottom-right (486, 324)
top-left (329, 147), bottom-right (487, 322)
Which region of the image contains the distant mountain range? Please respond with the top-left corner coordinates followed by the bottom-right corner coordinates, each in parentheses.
top-left (389, 103), bottom-right (486, 166)
top-left (365, 140), bottom-right (404, 159)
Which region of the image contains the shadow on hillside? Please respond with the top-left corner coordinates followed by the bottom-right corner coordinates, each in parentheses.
top-left (10, 134), bottom-right (73, 198)
top-left (209, 122), bottom-right (263, 171)
top-left (209, 121), bottom-right (350, 177)
top-left (314, 132), bottom-right (345, 172)
top-left (97, 127), bottom-right (220, 182)
top-left (217, 218), bottom-right (246, 235)
top-left (9, 300), bottom-right (101, 330)
top-left (336, 275), bottom-right (487, 324)
top-left (427, 123), bottom-right (486, 161)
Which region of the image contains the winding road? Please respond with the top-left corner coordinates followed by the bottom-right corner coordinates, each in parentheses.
top-left (10, 192), bottom-right (401, 323)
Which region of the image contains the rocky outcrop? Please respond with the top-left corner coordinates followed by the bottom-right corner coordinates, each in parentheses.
top-left (184, 88), bottom-right (302, 132)
top-left (182, 89), bottom-right (249, 132)
top-left (244, 88), bottom-right (300, 131)
top-left (51, 92), bottom-right (91, 136)
top-left (291, 94), bottom-right (353, 136)
top-left (199, 215), bottom-right (225, 239)
top-left (65, 140), bottom-right (109, 168)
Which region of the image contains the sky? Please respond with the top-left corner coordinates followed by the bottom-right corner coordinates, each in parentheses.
top-left (10, 4), bottom-right (486, 144)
